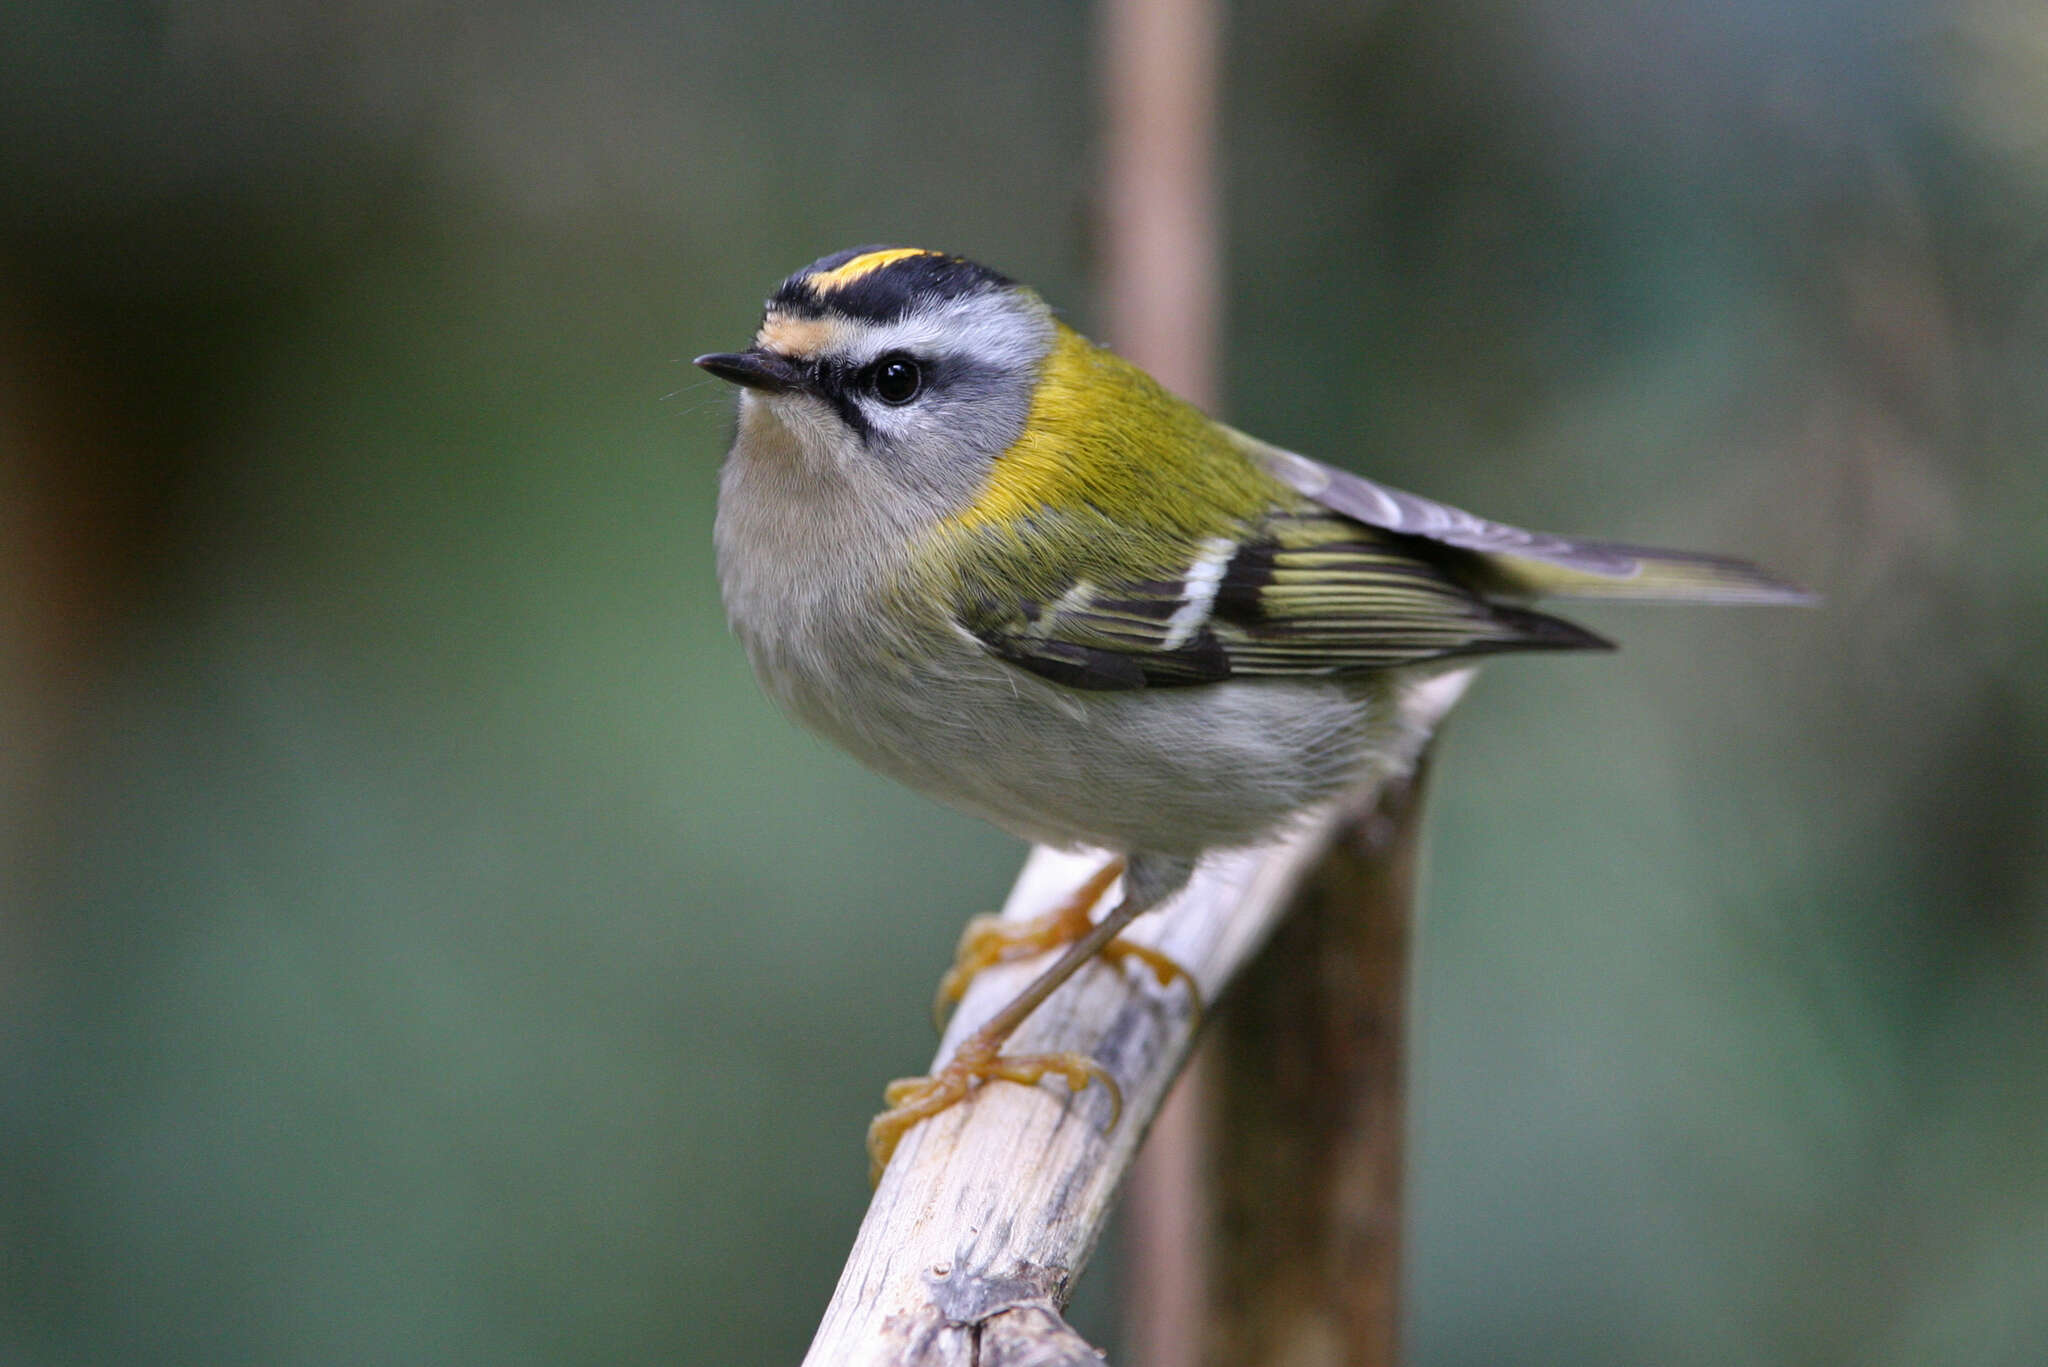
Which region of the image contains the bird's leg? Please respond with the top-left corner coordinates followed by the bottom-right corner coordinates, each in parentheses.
top-left (932, 856), bottom-right (1199, 1027)
top-left (868, 870), bottom-right (1191, 1183)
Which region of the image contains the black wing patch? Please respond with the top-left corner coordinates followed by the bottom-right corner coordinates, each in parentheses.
top-left (972, 578), bottom-right (1233, 689)
top-left (964, 511), bottom-right (1611, 692)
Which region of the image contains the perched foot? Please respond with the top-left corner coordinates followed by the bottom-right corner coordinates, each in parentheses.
top-left (868, 853), bottom-right (1198, 1183)
top-left (932, 857), bottom-right (1202, 1026)
top-left (865, 1027), bottom-right (1121, 1184)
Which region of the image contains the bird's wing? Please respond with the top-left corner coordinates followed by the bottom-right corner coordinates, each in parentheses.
top-left (953, 505), bottom-right (1610, 693)
top-left (1238, 432), bottom-right (1814, 604)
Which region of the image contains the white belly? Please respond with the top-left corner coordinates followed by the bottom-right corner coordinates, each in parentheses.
top-left (748, 617), bottom-right (1406, 857)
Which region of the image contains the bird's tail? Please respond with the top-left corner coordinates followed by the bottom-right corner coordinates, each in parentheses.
top-left (1495, 541), bottom-right (1817, 605)
top-left (1237, 439), bottom-right (1815, 609)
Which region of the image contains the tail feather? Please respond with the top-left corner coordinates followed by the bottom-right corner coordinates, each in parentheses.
top-left (1494, 542), bottom-right (1818, 605)
top-left (1239, 437), bottom-right (1816, 608)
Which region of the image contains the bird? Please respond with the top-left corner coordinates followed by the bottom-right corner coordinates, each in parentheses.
top-left (696, 245), bottom-right (1809, 1180)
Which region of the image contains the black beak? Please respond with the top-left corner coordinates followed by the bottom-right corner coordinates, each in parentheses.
top-left (694, 349), bottom-right (808, 394)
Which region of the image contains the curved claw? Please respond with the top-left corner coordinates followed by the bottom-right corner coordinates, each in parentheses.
top-left (867, 1041), bottom-right (1121, 1185)
top-left (879, 856), bottom-right (1197, 1184)
top-left (932, 912), bottom-right (1015, 1029)
top-left (1097, 938), bottom-right (1203, 1023)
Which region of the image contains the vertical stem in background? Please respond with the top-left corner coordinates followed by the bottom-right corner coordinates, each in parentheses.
top-left (1208, 765), bottom-right (1428, 1367)
top-left (1101, 0), bottom-right (1222, 413)
top-left (1102, 6), bottom-right (1415, 1363)
top-left (1098, 1), bottom-right (1222, 1365)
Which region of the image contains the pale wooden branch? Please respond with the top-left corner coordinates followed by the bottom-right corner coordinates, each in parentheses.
top-left (801, 674), bottom-right (1470, 1366)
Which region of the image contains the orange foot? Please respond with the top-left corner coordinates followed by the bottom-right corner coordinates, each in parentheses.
top-left (865, 1028), bottom-right (1122, 1183)
top-left (932, 857), bottom-right (1202, 1025)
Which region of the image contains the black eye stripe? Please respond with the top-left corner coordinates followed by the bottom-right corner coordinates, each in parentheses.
top-left (806, 361), bottom-right (872, 438)
top-left (817, 353), bottom-right (938, 404)
top-left (810, 352), bottom-right (998, 443)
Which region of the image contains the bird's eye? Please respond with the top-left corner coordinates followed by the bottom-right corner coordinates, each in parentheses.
top-left (869, 354), bottom-right (923, 405)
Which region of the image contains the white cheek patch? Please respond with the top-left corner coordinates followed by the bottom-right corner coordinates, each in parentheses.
top-left (1160, 536), bottom-right (1239, 650)
top-left (844, 294), bottom-right (1051, 376)
top-left (819, 294), bottom-right (1048, 453)
top-left (857, 398), bottom-right (914, 444)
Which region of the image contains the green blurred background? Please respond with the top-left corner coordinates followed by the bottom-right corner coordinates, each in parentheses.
top-left (4, 1), bottom-right (2045, 1363)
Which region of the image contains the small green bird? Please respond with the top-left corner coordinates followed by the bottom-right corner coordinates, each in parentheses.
top-left (698, 246), bottom-right (1809, 1178)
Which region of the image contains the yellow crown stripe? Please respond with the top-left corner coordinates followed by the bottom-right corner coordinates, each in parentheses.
top-left (805, 247), bottom-right (938, 294)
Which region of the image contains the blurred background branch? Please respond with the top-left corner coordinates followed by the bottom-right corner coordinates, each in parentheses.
top-left (1205, 761), bottom-right (1432, 1366)
top-left (1097, 0), bottom-right (1223, 1361)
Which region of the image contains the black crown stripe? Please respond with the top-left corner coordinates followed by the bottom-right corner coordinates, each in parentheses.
top-left (766, 248), bottom-right (1014, 325)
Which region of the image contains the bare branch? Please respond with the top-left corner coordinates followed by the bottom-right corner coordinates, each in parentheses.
top-left (800, 676), bottom-right (1472, 1365)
